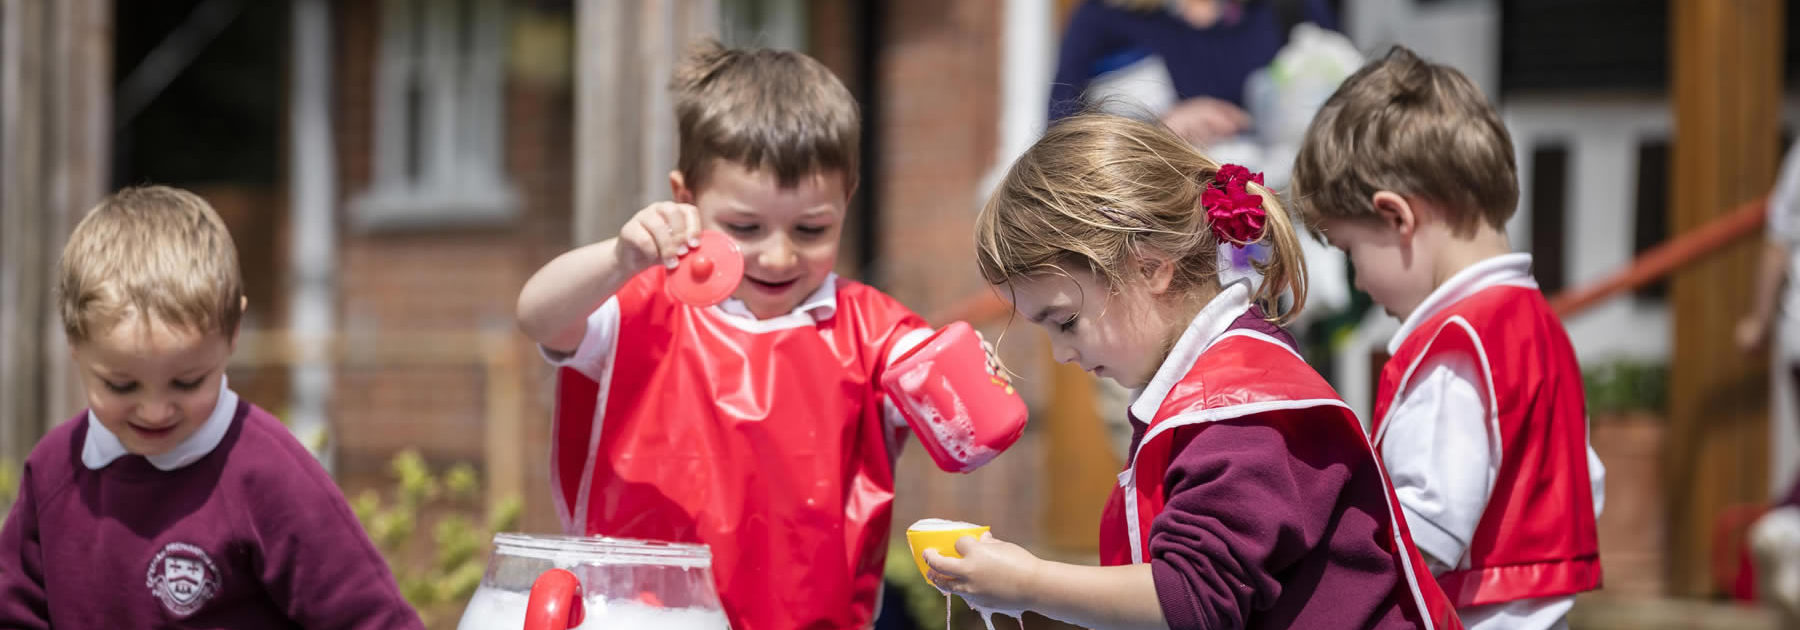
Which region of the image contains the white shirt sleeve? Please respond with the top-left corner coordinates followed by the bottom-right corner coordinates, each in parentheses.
top-left (1769, 139), bottom-right (1800, 244)
top-left (537, 298), bottom-right (622, 382)
top-left (1588, 429), bottom-right (1606, 519)
top-left (880, 327), bottom-right (936, 430)
top-left (1380, 351), bottom-right (1497, 573)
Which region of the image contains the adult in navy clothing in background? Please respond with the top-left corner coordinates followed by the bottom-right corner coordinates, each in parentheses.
top-left (1049, 0), bottom-right (1338, 146)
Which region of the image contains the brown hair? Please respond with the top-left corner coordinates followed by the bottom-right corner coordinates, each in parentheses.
top-left (59, 185), bottom-right (244, 343)
top-left (1291, 46), bottom-right (1518, 235)
top-left (671, 40), bottom-right (859, 193)
top-left (975, 113), bottom-right (1308, 323)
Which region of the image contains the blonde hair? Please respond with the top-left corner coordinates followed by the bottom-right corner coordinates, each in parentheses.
top-left (670, 39), bottom-right (859, 193)
top-left (975, 113), bottom-right (1308, 323)
top-left (1291, 46), bottom-right (1518, 235)
top-left (59, 185), bottom-right (244, 343)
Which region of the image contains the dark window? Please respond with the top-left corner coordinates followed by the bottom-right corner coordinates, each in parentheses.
top-left (113, 0), bottom-right (283, 187)
top-left (1530, 143), bottom-right (1569, 296)
top-left (1502, 0), bottom-right (1800, 95)
top-left (1501, 0), bottom-right (1668, 94)
top-left (1632, 139), bottom-right (1670, 301)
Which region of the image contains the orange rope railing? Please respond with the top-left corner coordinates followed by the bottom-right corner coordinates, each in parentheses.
top-left (1549, 197), bottom-right (1767, 317)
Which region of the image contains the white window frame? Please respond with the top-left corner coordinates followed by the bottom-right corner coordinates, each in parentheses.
top-left (351, 0), bottom-right (517, 229)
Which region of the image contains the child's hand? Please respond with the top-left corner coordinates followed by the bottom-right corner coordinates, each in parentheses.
top-left (922, 532), bottom-right (1043, 613)
top-left (1162, 96), bottom-right (1250, 146)
top-left (1738, 315), bottom-right (1771, 352)
top-left (616, 202), bottom-right (703, 272)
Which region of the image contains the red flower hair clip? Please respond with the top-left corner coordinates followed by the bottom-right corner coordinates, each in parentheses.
top-left (1203, 164), bottom-right (1267, 246)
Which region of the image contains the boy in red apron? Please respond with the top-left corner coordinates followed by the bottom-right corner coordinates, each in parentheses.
top-left (515, 41), bottom-right (1003, 630)
top-left (1292, 46), bottom-right (1604, 629)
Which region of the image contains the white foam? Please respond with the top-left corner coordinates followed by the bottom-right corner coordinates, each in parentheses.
top-left (938, 375), bottom-right (981, 457)
top-left (940, 592), bottom-right (1026, 630)
top-left (898, 359), bottom-right (933, 391)
top-left (971, 604), bottom-right (1027, 630)
top-left (456, 587), bottom-right (730, 630)
top-left (892, 365), bottom-right (996, 468)
top-left (908, 518), bottom-right (982, 532)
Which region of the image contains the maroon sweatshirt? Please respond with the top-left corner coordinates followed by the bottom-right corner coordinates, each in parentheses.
top-left (0, 402), bottom-right (423, 628)
top-left (1142, 311), bottom-right (1422, 629)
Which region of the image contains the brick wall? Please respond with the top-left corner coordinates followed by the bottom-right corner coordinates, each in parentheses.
top-left (876, 0), bottom-right (1001, 317)
top-left (330, 0), bottom-right (568, 534)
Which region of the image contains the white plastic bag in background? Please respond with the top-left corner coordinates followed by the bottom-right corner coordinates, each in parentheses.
top-left (1243, 23), bottom-right (1364, 324)
top-left (1250, 24), bottom-right (1366, 147)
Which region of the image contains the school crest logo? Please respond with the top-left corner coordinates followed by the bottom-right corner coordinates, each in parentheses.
top-left (144, 542), bottom-right (222, 616)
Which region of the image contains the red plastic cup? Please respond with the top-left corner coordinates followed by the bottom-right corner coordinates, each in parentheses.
top-left (881, 322), bottom-right (1028, 473)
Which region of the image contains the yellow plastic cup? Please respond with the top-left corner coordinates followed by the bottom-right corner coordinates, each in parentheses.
top-left (905, 518), bottom-right (989, 585)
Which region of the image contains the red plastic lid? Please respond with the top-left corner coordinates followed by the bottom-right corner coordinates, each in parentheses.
top-left (664, 230), bottom-right (744, 307)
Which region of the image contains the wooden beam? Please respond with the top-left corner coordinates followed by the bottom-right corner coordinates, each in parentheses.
top-left (48, 0), bottom-right (110, 422)
top-left (573, 0), bottom-right (716, 245)
top-left (0, 0), bottom-right (54, 465)
top-left (1667, 0), bottom-right (1784, 597)
top-left (0, 0), bottom-right (110, 464)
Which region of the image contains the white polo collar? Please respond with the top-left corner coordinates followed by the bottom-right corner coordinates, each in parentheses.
top-left (1128, 280), bottom-right (1254, 421)
top-left (82, 377), bottom-right (239, 471)
top-left (1387, 253), bottom-right (1537, 354)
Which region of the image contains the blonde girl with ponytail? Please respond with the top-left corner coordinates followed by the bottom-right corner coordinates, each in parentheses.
top-left (922, 113), bottom-right (1464, 630)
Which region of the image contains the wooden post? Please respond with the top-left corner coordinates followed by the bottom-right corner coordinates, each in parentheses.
top-left (573, 0), bottom-right (716, 245)
top-left (0, 0), bottom-right (110, 464)
top-left (1041, 360), bottom-right (1121, 553)
top-left (482, 334), bottom-right (525, 524)
top-left (1667, 0), bottom-right (1784, 596)
top-left (288, 0), bottom-right (336, 468)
